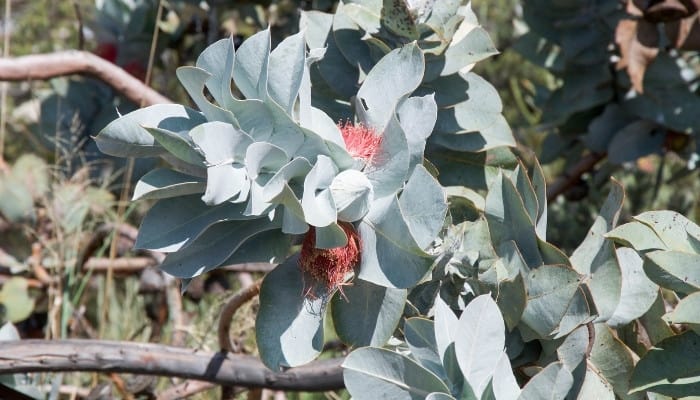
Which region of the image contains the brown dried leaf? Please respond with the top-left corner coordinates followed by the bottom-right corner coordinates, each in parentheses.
top-left (666, 13), bottom-right (700, 49)
top-left (616, 18), bottom-right (659, 93)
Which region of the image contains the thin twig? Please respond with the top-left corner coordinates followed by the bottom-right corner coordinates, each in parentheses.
top-left (0, 0), bottom-right (12, 163)
top-left (219, 278), bottom-right (262, 399)
top-left (72, 1), bottom-right (84, 50)
top-left (218, 279), bottom-right (262, 353)
top-left (0, 340), bottom-right (346, 391)
top-left (546, 152), bottom-right (606, 202)
top-left (0, 51), bottom-right (171, 106)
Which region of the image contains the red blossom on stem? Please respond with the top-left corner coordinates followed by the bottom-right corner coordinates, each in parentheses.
top-left (338, 121), bottom-right (381, 162)
top-left (299, 222), bottom-right (361, 296)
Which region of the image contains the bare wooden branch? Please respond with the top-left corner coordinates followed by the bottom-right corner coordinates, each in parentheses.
top-left (0, 51), bottom-right (171, 106)
top-left (0, 340), bottom-right (345, 391)
top-left (546, 152), bottom-right (606, 202)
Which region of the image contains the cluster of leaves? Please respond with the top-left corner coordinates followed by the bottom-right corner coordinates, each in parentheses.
top-left (5, 0), bottom-right (697, 399)
top-left (515, 0), bottom-right (700, 167)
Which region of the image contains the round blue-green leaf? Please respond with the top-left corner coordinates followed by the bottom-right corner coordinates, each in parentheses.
top-left (644, 251), bottom-right (700, 294)
top-left (331, 278), bottom-right (406, 347)
top-left (232, 29), bottom-right (270, 101)
top-left (267, 31), bottom-right (306, 114)
top-left (357, 196), bottom-right (434, 288)
top-left (454, 294), bottom-right (505, 397)
top-left (135, 195), bottom-right (251, 252)
top-left (95, 104), bottom-right (205, 157)
top-left (256, 254), bottom-right (325, 370)
top-left (144, 126), bottom-right (205, 166)
top-left (302, 155), bottom-right (338, 227)
top-left (356, 42), bottom-right (424, 132)
top-left (607, 247), bottom-right (658, 327)
top-left (520, 265), bottom-right (584, 339)
top-left (365, 114), bottom-right (410, 199)
top-left (343, 347), bottom-right (451, 400)
top-left (663, 291), bottom-right (700, 327)
top-left (399, 165), bottom-right (447, 249)
top-left (518, 362), bottom-right (573, 400)
top-left (159, 216), bottom-right (281, 278)
top-left (330, 169), bottom-right (374, 222)
top-left (589, 323), bottom-right (640, 400)
top-left (404, 318), bottom-right (445, 380)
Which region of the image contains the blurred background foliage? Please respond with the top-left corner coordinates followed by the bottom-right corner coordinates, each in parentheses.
top-left (1, 0), bottom-right (699, 398)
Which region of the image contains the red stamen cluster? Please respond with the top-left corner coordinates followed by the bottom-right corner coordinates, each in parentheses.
top-left (299, 222), bottom-right (361, 296)
top-left (338, 121), bottom-right (382, 162)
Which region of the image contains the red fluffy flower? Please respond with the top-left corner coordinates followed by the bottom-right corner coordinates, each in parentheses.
top-left (299, 222), bottom-right (361, 296)
top-left (338, 121), bottom-right (382, 163)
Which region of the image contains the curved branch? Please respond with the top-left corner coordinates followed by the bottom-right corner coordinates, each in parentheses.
top-left (218, 279), bottom-right (262, 353)
top-left (0, 51), bottom-right (171, 106)
top-left (0, 340), bottom-right (345, 391)
top-left (546, 152), bottom-right (606, 202)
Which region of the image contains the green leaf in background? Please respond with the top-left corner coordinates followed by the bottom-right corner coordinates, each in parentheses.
top-left (132, 168), bottom-right (205, 201)
top-left (0, 277), bottom-right (34, 323)
top-left (570, 179), bottom-right (623, 322)
top-left (630, 331), bottom-right (700, 397)
top-left (454, 294), bottom-right (505, 397)
top-left (622, 53), bottom-right (700, 134)
top-left (256, 255), bottom-right (325, 370)
top-left (331, 278), bottom-right (406, 347)
top-left (606, 121), bottom-right (664, 165)
top-left (343, 347), bottom-right (451, 399)
top-left (518, 362), bottom-right (573, 400)
top-left (95, 104), bottom-right (206, 157)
